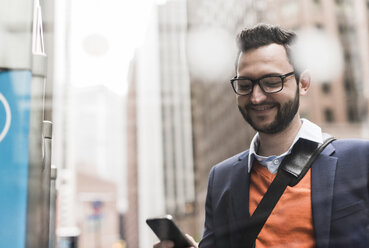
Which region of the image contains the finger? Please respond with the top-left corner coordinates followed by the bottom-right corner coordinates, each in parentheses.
top-left (185, 234), bottom-right (199, 248)
top-left (153, 240), bottom-right (175, 248)
top-left (153, 241), bottom-right (161, 248)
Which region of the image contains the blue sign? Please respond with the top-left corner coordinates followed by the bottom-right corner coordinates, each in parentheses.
top-left (0, 70), bottom-right (32, 247)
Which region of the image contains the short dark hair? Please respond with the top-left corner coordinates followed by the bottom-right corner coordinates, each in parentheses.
top-left (236, 23), bottom-right (299, 81)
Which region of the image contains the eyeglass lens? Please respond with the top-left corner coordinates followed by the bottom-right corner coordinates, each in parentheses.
top-left (234, 76), bottom-right (283, 95)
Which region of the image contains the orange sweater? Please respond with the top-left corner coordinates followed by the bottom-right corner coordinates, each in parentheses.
top-left (249, 161), bottom-right (316, 248)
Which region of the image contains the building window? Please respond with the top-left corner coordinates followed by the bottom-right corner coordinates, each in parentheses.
top-left (347, 107), bottom-right (359, 122)
top-left (347, 108), bottom-right (355, 122)
top-left (315, 23), bottom-right (323, 29)
top-left (335, 0), bottom-right (344, 5)
top-left (344, 79), bottom-right (353, 92)
top-left (321, 83), bottom-right (331, 94)
top-left (324, 108), bottom-right (335, 122)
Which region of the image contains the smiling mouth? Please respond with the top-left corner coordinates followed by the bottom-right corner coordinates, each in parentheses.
top-left (249, 104), bottom-right (276, 111)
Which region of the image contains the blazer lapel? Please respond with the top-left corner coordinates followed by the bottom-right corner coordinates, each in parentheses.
top-left (230, 152), bottom-right (250, 242)
top-left (311, 143), bottom-right (337, 248)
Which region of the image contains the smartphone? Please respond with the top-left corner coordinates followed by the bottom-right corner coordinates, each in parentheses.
top-left (146, 215), bottom-right (193, 247)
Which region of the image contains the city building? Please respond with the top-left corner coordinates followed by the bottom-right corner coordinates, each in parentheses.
top-left (125, 58), bottom-right (139, 248)
top-left (131, 5), bottom-right (166, 247)
top-left (52, 1), bottom-right (128, 247)
top-left (56, 86), bottom-right (124, 248)
top-left (127, 1), bottom-right (196, 246)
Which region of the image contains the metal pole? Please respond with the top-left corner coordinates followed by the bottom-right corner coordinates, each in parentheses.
top-left (49, 164), bottom-right (57, 248)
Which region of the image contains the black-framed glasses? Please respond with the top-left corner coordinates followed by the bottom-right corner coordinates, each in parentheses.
top-left (230, 71), bottom-right (295, 96)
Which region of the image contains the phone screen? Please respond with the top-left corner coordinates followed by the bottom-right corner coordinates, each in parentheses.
top-left (146, 215), bottom-right (192, 248)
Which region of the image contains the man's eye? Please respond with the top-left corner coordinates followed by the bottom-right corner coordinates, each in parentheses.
top-left (238, 81), bottom-right (252, 89)
top-left (261, 78), bottom-right (281, 88)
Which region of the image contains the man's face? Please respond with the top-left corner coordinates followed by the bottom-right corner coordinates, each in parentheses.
top-left (236, 44), bottom-right (299, 134)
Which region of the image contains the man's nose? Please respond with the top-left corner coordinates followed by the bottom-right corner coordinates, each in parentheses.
top-left (250, 84), bottom-right (267, 104)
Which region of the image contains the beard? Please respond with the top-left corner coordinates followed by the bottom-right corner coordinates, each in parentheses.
top-left (238, 88), bottom-right (300, 134)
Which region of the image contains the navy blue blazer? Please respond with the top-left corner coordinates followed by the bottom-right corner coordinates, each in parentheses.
top-left (199, 139), bottom-right (369, 248)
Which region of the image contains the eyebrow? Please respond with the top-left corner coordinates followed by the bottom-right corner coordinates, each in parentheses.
top-left (236, 73), bottom-right (284, 80)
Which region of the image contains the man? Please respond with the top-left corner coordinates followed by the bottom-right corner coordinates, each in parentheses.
top-left (155, 23), bottom-right (369, 248)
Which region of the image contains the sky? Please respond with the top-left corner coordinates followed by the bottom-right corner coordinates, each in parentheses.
top-left (69, 0), bottom-right (165, 95)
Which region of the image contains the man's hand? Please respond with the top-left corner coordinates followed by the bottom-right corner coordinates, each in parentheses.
top-left (153, 240), bottom-right (175, 248)
top-left (153, 234), bottom-right (198, 248)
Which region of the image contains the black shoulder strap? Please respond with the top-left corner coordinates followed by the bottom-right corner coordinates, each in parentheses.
top-left (243, 134), bottom-right (335, 248)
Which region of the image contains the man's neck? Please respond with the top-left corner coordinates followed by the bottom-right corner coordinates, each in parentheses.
top-left (257, 116), bottom-right (302, 157)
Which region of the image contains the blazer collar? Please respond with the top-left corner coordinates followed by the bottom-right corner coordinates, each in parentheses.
top-left (231, 151), bottom-right (250, 230)
top-left (311, 143), bottom-right (337, 248)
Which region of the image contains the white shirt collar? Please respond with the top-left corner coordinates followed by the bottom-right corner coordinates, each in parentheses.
top-left (247, 118), bottom-right (323, 173)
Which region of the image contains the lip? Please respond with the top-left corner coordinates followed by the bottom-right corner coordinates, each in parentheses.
top-left (248, 104), bottom-right (276, 112)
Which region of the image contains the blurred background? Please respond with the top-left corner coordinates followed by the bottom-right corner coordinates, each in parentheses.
top-left (1, 0), bottom-right (369, 247)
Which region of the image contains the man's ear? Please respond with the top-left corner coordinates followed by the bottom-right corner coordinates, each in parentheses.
top-left (298, 70), bottom-right (311, 96)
